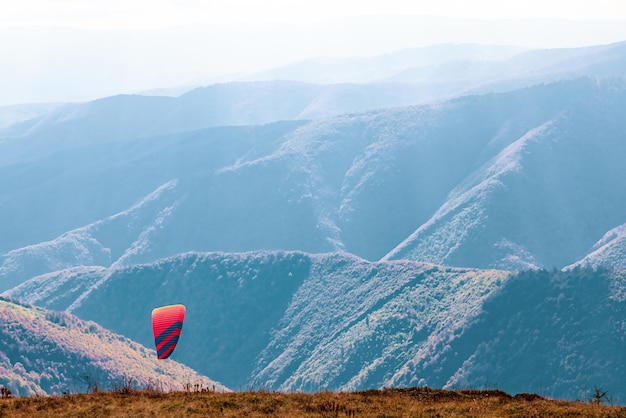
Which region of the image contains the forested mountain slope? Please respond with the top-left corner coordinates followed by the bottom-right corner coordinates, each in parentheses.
top-left (3, 79), bottom-right (626, 293)
top-left (6, 252), bottom-right (625, 402)
top-left (0, 297), bottom-right (226, 396)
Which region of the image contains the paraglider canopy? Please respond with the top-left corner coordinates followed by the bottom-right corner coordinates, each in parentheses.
top-left (151, 304), bottom-right (186, 360)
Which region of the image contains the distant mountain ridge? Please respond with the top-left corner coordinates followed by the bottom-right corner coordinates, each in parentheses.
top-left (4, 42), bottom-right (625, 145)
top-left (0, 81), bottom-right (440, 148)
top-left (385, 42), bottom-right (626, 90)
top-left (244, 43), bottom-right (526, 84)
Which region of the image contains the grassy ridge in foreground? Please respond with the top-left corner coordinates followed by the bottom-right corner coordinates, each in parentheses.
top-left (1, 388), bottom-right (625, 417)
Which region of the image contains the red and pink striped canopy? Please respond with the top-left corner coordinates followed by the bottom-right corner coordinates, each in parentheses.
top-left (151, 304), bottom-right (186, 360)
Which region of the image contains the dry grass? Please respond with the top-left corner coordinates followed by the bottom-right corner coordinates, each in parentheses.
top-left (1, 387), bottom-right (625, 417)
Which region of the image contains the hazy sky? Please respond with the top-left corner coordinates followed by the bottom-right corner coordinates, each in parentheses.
top-left (2, 0), bottom-right (626, 106)
top-left (3, 0), bottom-right (626, 27)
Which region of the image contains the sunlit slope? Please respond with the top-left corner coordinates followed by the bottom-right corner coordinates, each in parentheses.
top-left (382, 78), bottom-right (626, 269)
top-left (426, 268), bottom-right (626, 403)
top-left (567, 223), bottom-right (626, 269)
top-left (0, 298), bottom-right (227, 396)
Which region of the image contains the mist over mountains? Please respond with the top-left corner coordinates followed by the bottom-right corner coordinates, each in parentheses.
top-left (3, 15), bottom-right (626, 106)
top-left (1, 42), bottom-right (626, 399)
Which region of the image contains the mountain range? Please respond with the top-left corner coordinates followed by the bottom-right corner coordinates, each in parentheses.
top-left (1, 42), bottom-right (626, 400)
top-left (2, 77), bottom-right (626, 292)
top-left (5, 253), bottom-right (625, 402)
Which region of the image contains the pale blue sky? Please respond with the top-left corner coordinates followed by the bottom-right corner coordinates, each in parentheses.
top-left (3, 0), bottom-right (626, 28)
top-left (1, 0), bottom-right (626, 105)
